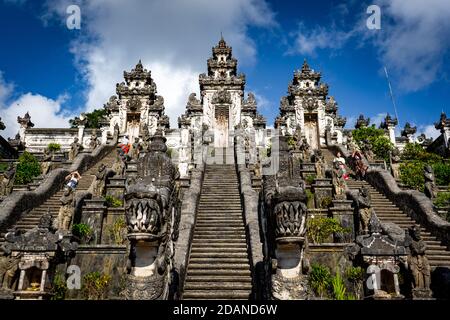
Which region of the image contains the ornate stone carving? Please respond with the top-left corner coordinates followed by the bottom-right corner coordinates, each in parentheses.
top-left (40, 149), bottom-right (53, 176)
top-left (312, 149), bottom-right (325, 179)
top-left (68, 137), bottom-right (82, 161)
top-left (122, 129), bottom-right (180, 300)
top-left (57, 190), bottom-right (74, 231)
top-left (88, 129), bottom-right (100, 149)
top-left (405, 226), bottom-right (432, 299)
top-left (423, 165), bottom-right (438, 199)
top-left (0, 163), bottom-right (16, 197)
top-left (401, 122), bottom-right (417, 137)
top-left (355, 186), bottom-right (374, 235)
top-left (17, 112), bottom-right (34, 129)
top-left (261, 136), bottom-right (309, 300)
top-left (332, 160), bottom-right (347, 200)
top-left (212, 89), bottom-right (232, 104)
top-left (91, 163), bottom-right (109, 197)
top-left (0, 117), bottom-right (5, 131)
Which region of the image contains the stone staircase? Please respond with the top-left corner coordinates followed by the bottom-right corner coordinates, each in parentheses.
top-left (0, 150), bottom-right (117, 242)
top-left (182, 164), bottom-right (252, 300)
top-left (347, 179), bottom-right (450, 269)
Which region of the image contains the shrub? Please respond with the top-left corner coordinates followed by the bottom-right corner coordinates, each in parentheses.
top-left (309, 264), bottom-right (332, 298)
top-left (69, 109), bottom-right (108, 129)
top-left (81, 272), bottom-right (111, 300)
top-left (352, 125), bottom-right (393, 162)
top-left (307, 217), bottom-right (350, 244)
top-left (0, 162), bottom-right (9, 172)
top-left (345, 266), bottom-right (364, 300)
top-left (434, 192), bottom-right (450, 208)
top-left (108, 217), bottom-right (127, 245)
top-left (14, 151), bottom-right (41, 184)
top-left (433, 162), bottom-right (450, 186)
top-left (320, 196), bottom-right (333, 209)
top-left (331, 271), bottom-right (347, 300)
top-left (47, 143), bottom-right (61, 153)
top-left (305, 174), bottom-right (316, 185)
top-left (105, 195), bottom-right (124, 208)
top-left (399, 161), bottom-right (424, 191)
top-left (51, 272), bottom-right (67, 300)
top-left (401, 143), bottom-right (441, 162)
top-left (72, 223), bottom-right (93, 243)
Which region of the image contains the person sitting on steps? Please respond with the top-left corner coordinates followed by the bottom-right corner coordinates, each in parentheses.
top-left (65, 171), bottom-right (81, 191)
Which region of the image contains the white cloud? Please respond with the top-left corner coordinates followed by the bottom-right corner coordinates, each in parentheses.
top-left (288, 23), bottom-right (353, 56)
top-left (287, 0), bottom-right (450, 92)
top-left (43, 0), bottom-right (277, 127)
top-left (374, 0), bottom-right (450, 91)
top-left (0, 72), bottom-right (73, 139)
top-left (418, 124), bottom-right (440, 140)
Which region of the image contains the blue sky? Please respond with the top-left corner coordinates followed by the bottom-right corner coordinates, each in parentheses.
top-left (0, 0), bottom-right (449, 139)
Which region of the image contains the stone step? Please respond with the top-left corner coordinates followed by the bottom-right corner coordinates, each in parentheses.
top-left (183, 290), bottom-right (250, 300)
top-left (429, 261), bottom-right (450, 267)
top-left (187, 264), bottom-right (250, 271)
top-left (188, 258), bottom-right (250, 264)
top-left (426, 250), bottom-right (450, 255)
top-left (184, 282), bottom-right (252, 290)
top-left (191, 242), bottom-right (247, 252)
top-left (426, 255), bottom-right (450, 261)
top-left (195, 222), bottom-right (244, 227)
top-left (190, 252), bottom-right (248, 258)
top-left (186, 276), bottom-right (251, 282)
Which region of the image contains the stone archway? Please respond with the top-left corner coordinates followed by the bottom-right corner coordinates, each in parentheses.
top-left (214, 105), bottom-right (229, 148)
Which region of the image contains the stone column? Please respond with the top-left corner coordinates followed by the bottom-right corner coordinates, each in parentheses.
top-left (77, 125), bottom-right (85, 143)
top-left (81, 199), bottom-right (106, 245)
top-left (100, 126), bottom-right (108, 144)
top-left (106, 177), bottom-right (126, 201)
top-left (311, 179), bottom-right (333, 209)
top-left (329, 199), bottom-right (355, 243)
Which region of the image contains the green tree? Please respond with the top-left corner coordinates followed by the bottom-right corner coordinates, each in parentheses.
top-left (352, 125), bottom-right (393, 162)
top-left (14, 151), bottom-right (41, 184)
top-left (69, 109), bottom-right (108, 129)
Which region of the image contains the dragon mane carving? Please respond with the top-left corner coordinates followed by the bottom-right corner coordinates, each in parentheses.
top-left (121, 129), bottom-right (180, 300)
top-left (261, 135), bottom-right (309, 300)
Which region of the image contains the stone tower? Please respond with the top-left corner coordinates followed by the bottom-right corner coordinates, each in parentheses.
top-left (275, 60), bottom-right (346, 148)
top-left (105, 60), bottom-right (170, 141)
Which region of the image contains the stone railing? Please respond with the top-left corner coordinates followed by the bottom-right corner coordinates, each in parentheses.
top-left (327, 143), bottom-right (450, 249)
top-left (0, 134), bottom-right (118, 232)
top-left (173, 163), bottom-right (205, 299)
top-left (365, 169), bottom-right (450, 249)
top-left (236, 163), bottom-right (264, 299)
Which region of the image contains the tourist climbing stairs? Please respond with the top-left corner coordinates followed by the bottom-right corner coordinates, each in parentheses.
top-left (0, 150), bottom-right (117, 242)
top-left (182, 164), bottom-right (252, 299)
top-left (346, 179), bottom-right (450, 269)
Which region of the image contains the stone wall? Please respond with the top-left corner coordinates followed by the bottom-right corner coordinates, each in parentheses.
top-left (0, 134), bottom-right (118, 232)
top-left (307, 243), bottom-right (353, 274)
top-left (65, 245), bottom-right (128, 299)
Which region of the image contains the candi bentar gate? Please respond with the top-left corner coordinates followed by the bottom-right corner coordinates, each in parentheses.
top-left (0, 37), bottom-right (449, 300)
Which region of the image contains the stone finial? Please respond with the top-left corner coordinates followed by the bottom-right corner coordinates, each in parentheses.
top-left (435, 112), bottom-right (450, 133)
top-left (0, 117), bottom-right (5, 131)
top-left (401, 122), bottom-right (417, 137)
top-left (380, 113), bottom-right (398, 129)
top-left (355, 114), bottom-right (370, 129)
top-left (17, 112), bottom-right (34, 129)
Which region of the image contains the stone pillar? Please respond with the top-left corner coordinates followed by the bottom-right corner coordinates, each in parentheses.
top-left (329, 200), bottom-right (355, 243)
top-left (106, 177), bottom-right (126, 201)
top-left (77, 125), bottom-right (85, 143)
top-left (387, 124), bottom-right (396, 146)
top-left (311, 179), bottom-right (333, 209)
top-left (125, 160), bottom-right (138, 178)
top-left (81, 199), bottom-right (106, 245)
top-left (100, 126), bottom-right (108, 144)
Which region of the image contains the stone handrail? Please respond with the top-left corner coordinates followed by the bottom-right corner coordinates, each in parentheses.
top-left (173, 162), bottom-right (205, 299)
top-left (236, 162), bottom-right (265, 299)
top-left (327, 143), bottom-right (450, 249)
top-left (0, 134), bottom-right (118, 232)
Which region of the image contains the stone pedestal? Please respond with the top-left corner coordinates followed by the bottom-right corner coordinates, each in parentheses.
top-left (81, 199), bottom-right (106, 245)
top-left (125, 161), bottom-right (138, 177)
top-left (330, 200), bottom-right (355, 243)
top-left (311, 179), bottom-right (333, 208)
top-left (106, 178), bottom-right (126, 201)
